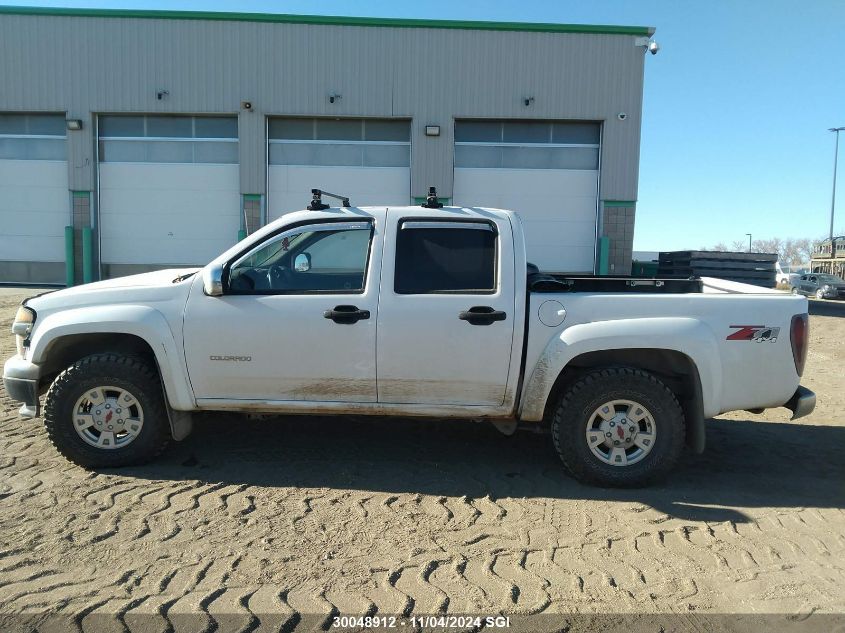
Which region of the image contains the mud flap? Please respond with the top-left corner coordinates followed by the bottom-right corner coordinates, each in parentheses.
top-left (490, 419), bottom-right (518, 436)
top-left (682, 365), bottom-right (706, 454)
top-left (166, 407), bottom-right (193, 441)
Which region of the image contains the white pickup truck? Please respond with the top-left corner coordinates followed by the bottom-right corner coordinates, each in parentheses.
top-left (3, 194), bottom-right (815, 486)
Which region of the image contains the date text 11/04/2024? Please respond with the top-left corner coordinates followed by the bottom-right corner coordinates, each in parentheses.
top-left (331, 615), bottom-right (512, 629)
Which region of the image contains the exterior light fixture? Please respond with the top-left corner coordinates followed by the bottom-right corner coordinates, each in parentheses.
top-left (66, 119), bottom-right (83, 131)
top-left (425, 125), bottom-right (440, 136)
top-left (523, 96), bottom-right (535, 106)
top-left (328, 93), bottom-right (342, 104)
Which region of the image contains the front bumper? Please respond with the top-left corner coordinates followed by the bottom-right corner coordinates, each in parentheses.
top-left (3, 355), bottom-right (41, 418)
top-left (784, 385), bottom-right (816, 420)
top-left (819, 287), bottom-right (845, 299)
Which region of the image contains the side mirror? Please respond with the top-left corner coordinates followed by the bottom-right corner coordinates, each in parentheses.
top-left (294, 253), bottom-right (311, 273)
top-left (202, 264), bottom-right (224, 296)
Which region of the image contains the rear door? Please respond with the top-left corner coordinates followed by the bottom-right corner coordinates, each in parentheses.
top-left (376, 212), bottom-right (516, 406)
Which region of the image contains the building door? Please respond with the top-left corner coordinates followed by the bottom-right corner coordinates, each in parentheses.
top-left (0, 113), bottom-right (69, 284)
top-left (97, 115), bottom-right (240, 278)
top-left (267, 117), bottom-right (410, 221)
top-left (452, 120), bottom-right (601, 274)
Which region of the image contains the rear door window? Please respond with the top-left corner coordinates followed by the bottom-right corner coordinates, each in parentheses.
top-left (394, 221), bottom-right (496, 294)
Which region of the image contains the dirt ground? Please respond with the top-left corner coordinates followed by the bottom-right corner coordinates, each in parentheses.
top-left (0, 287), bottom-right (843, 632)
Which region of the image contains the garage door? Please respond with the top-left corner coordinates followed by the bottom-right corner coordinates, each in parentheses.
top-left (0, 113), bottom-right (69, 284)
top-left (98, 115), bottom-right (240, 278)
top-left (268, 117), bottom-right (410, 220)
top-left (452, 120), bottom-right (600, 274)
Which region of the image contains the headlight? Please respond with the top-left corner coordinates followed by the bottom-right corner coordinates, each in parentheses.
top-left (12, 305), bottom-right (35, 337)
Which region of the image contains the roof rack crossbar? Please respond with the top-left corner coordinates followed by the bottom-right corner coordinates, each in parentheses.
top-left (308, 188), bottom-right (350, 210)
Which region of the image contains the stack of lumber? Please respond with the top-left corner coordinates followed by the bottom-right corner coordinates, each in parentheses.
top-left (657, 250), bottom-right (776, 287)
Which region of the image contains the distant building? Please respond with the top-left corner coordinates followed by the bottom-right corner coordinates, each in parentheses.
top-left (811, 237), bottom-right (845, 277)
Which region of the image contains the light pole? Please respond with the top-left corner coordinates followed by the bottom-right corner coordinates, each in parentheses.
top-left (746, 233), bottom-right (752, 252)
top-left (830, 127), bottom-right (845, 247)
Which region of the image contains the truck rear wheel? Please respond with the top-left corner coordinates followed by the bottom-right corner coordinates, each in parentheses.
top-left (552, 367), bottom-right (685, 487)
top-left (43, 354), bottom-right (171, 468)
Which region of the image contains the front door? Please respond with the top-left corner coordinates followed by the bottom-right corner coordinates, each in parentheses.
top-left (183, 215), bottom-right (383, 402)
top-left (376, 215), bottom-right (516, 406)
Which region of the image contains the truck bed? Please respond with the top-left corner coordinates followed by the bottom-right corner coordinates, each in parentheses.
top-left (528, 271), bottom-right (703, 294)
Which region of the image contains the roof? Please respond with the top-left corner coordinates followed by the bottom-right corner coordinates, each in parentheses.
top-left (0, 5), bottom-right (655, 37)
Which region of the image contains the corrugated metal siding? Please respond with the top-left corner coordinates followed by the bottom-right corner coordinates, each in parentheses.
top-left (0, 14), bottom-right (647, 198)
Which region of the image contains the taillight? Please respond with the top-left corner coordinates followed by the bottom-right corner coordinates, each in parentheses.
top-left (790, 313), bottom-right (808, 377)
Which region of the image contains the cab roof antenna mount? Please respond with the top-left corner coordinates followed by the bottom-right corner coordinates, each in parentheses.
top-left (421, 186), bottom-right (443, 209)
top-left (308, 188), bottom-right (350, 210)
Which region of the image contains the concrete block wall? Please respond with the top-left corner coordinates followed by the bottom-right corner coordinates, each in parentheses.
top-left (71, 191), bottom-right (91, 283)
top-left (243, 196), bottom-right (263, 236)
top-left (601, 204), bottom-right (635, 275)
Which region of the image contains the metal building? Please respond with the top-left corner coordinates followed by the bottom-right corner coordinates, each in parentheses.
top-left (0, 6), bottom-right (655, 283)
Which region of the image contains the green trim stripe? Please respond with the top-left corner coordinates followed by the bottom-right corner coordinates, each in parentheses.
top-left (242, 194), bottom-right (262, 201)
top-left (237, 229), bottom-right (247, 242)
top-left (597, 236), bottom-right (610, 275)
top-left (603, 200), bottom-right (637, 207)
top-left (0, 6), bottom-right (654, 36)
top-left (81, 227), bottom-right (93, 284)
top-left (64, 226), bottom-right (75, 287)
top-left (72, 190), bottom-right (89, 198)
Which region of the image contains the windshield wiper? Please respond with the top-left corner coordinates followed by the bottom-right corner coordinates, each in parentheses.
top-left (172, 271), bottom-right (198, 283)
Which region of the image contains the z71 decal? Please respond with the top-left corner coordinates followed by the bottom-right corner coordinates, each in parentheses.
top-left (726, 325), bottom-right (780, 343)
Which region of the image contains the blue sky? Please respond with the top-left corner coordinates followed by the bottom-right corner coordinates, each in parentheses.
top-left (6, 0), bottom-right (845, 251)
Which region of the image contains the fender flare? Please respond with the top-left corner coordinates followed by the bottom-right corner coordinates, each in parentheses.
top-left (518, 317), bottom-right (722, 450)
top-left (29, 304), bottom-right (195, 411)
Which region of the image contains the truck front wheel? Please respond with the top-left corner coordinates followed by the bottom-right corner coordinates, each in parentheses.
top-left (552, 367), bottom-right (685, 487)
top-left (43, 354), bottom-right (171, 468)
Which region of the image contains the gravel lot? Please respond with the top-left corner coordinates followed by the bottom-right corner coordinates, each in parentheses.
top-left (1, 287), bottom-right (843, 631)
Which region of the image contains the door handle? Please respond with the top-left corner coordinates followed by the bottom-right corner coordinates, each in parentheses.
top-left (459, 306), bottom-right (507, 326)
top-left (324, 305), bottom-right (370, 324)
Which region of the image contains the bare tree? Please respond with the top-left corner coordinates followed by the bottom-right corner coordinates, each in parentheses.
top-left (751, 237), bottom-right (783, 257)
top-left (702, 236), bottom-right (832, 263)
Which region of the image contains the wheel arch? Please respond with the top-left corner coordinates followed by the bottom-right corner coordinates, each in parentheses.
top-left (29, 305), bottom-right (195, 411)
top-left (518, 317), bottom-right (720, 453)
top-left (541, 348), bottom-right (706, 453)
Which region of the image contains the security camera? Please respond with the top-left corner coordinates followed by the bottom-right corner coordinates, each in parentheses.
top-left (648, 41), bottom-right (660, 55)
top-left (241, 101), bottom-right (252, 110)
top-left (329, 93), bottom-right (342, 104)
top-left (617, 112), bottom-right (627, 121)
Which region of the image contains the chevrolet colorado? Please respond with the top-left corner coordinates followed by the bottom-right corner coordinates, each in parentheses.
top-left (3, 195), bottom-right (815, 486)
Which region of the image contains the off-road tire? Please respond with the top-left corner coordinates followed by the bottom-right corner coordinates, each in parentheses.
top-left (552, 367), bottom-right (685, 487)
top-left (44, 354), bottom-right (171, 468)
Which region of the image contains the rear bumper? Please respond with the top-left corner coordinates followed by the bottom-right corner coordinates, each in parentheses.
top-left (3, 355), bottom-right (41, 418)
top-left (784, 385), bottom-right (816, 420)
